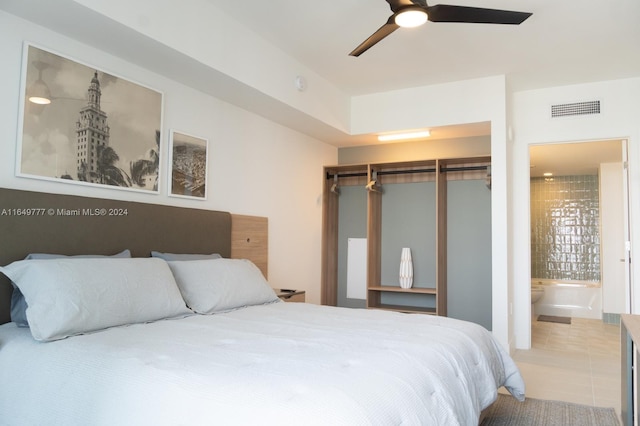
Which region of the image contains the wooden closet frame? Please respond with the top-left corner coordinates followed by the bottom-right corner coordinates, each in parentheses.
top-left (321, 156), bottom-right (491, 315)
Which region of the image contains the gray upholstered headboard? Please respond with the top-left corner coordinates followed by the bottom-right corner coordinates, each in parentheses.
top-left (0, 187), bottom-right (232, 324)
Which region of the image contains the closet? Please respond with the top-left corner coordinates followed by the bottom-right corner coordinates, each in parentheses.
top-left (321, 156), bottom-right (492, 328)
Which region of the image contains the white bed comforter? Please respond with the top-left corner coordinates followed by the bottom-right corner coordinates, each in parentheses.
top-left (0, 302), bottom-right (524, 426)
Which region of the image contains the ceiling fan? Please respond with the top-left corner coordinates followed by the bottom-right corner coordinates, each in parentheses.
top-left (349, 0), bottom-right (532, 57)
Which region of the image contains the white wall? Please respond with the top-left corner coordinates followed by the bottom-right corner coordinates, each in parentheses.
top-left (0, 11), bottom-right (337, 304)
top-left (350, 76), bottom-right (514, 350)
top-left (511, 78), bottom-right (640, 348)
top-left (351, 75), bottom-right (640, 351)
top-left (338, 135), bottom-right (491, 164)
top-left (600, 162), bottom-right (628, 314)
top-left (73, 0), bottom-right (352, 136)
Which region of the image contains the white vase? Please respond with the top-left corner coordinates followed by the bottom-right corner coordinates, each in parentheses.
top-left (399, 247), bottom-right (413, 289)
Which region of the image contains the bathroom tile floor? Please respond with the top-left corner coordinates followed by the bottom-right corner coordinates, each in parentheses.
top-left (500, 317), bottom-right (621, 419)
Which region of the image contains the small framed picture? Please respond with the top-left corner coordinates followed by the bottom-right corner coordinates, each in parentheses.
top-left (168, 130), bottom-right (208, 199)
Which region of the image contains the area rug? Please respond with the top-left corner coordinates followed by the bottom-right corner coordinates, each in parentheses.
top-left (480, 394), bottom-right (619, 426)
top-left (537, 315), bottom-right (572, 324)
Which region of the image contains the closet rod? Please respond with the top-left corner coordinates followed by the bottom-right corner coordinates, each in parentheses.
top-left (377, 165), bottom-right (489, 176)
top-left (377, 168), bottom-right (435, 176)
top-left (441, 165), bottom-right (489, 173)
top-left (378, 165), bottom-right (488, 176)
top-left (326, 165), bottom-right (488, 180)
top-left (325, 171), bottom-right (368, 180)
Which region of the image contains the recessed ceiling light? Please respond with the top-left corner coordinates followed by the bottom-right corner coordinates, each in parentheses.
top-left (378, 130), bottom-right (430, 142)
top-left (543, 172), bottom-right (553, 177)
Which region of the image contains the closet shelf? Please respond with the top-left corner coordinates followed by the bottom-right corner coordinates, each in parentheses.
top-left (372, 304), bottom-right (437, 315)
top-left (368, 286), bottom-right (437, 294)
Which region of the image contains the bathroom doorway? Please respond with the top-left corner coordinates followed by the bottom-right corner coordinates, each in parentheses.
top-left (529, 139), bottom-right (630, 329)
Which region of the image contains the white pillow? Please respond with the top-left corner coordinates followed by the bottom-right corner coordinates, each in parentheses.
top-left (0, 258), bottom-right (192, 341)
top-left (167, 258), bottom-right (279, 314)
top-left (10, 249), bottom-right (132, 327)
top-left (151, 251), bottom-right (222, 261)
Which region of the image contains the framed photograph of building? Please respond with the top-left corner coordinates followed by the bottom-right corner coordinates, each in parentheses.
top-left (168, 130), bottom-right (208, 200)
top-left (17, 43), bottom-right (163, 193)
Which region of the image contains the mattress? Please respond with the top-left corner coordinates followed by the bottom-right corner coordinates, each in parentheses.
top-left (0, 302), bottom-right (524, 425)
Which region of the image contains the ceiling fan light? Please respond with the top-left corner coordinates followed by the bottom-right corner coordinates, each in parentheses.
top-left (395, 9), bottom-right (428, 28)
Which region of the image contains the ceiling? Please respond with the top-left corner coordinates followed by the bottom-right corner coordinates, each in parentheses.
top-left (205, 0), bottom-right (640, 96)
top-left (204, 0), bottom-right (638, 173)
top-left (1, 0), bottom-right (637, 173)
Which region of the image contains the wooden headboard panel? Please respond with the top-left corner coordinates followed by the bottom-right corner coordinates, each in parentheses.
top-left (231, 215), bottom-right (268, 280)
top-left (0, 187), bottom-right (234, 324)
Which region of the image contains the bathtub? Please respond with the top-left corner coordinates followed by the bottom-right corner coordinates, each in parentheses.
top-left (531, 279), bottom-right (602, 320)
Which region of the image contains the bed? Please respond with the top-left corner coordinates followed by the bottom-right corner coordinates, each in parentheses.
top-left (0, 188), bottom-right (525, 425)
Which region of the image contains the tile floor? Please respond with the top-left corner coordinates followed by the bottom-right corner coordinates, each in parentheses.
top-left (502, 317), bottom-right (621, 419)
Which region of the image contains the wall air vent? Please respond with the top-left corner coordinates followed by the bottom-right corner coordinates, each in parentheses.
top-left (551, 100), bottom-right (601, 118)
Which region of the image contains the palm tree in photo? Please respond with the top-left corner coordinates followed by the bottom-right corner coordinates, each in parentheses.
top-left (95, 145), bottom-right (131, 187)
top-left (130, 130), bottom-right (160, 190)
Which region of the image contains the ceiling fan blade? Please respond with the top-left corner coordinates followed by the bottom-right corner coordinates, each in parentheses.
top-left (426, 4), bottom-right (532, 25)
top-left (349, 16), bottom-right (399, 57)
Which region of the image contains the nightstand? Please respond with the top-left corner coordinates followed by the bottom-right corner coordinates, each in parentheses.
top-left (274, 289), bottom-right (306, 303)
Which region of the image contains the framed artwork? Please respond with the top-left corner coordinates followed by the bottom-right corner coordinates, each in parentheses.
top-left (168, 130), bottom-right (208, 200)
top-left (17, 43), bottom-right (163, 193)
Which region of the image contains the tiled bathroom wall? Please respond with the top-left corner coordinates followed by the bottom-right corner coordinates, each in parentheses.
top-left (530, 175), bottom-right (601, 281)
